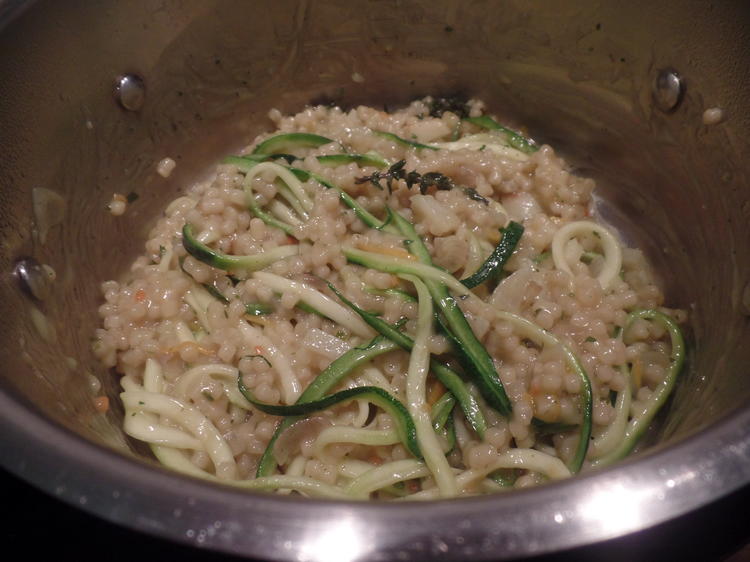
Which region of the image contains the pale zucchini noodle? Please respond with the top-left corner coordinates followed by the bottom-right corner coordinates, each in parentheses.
top-left (590, 364), bottom-right (632, 458)
top-left (268, 199), bottom-right (304, 226)
top-left (174, 363), bottom-right (248, 410)
top-left (402, 274), bottom-right (458, 497)
top-left (313, 426), bottom-right (400, 463)
top-left (243, 161), bottom-right (315, 213)
top-left (551, 220), bottom-right (623, 290)
top-left (345, 459), bottom-right (431, 498)
top-left (120, 389), bottom-right (238, 479)
top-left (237, 319), bottom-right (302, 404)
top-left (253, 271), bottom-right (374, 338)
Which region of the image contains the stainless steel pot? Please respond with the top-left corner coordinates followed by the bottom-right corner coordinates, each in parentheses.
top-left (1, 1), bottom-right (749, 560)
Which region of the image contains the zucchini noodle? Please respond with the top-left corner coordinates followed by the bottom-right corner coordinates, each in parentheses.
top-left (551, 220), bottom-right (623, 290)
top-left (313, 427), bottom-right (400, 463)
top-left (95, 98), bottom-right (687, 499)
top-left (591, 310), bottom-right (685, 467)
top-left (121, 389), bottom-right (238, 479)
top-left (405, 449), bottom-right (571, 500)
top-left (237, 320), bottom-right (302, 404)
top-left (268, 199), bottom-right (304, 226)
top-left (590, 364), bottom-right (632, 458)
top-left (345, 459), bottom-right (431, 498)
top-left (174, 363), bottom-right (248, 410)
top-left (253, 271), bottom-right (374, 338)
top-left (433, 133), bottom-right (530, 161)
top-left (243, 161), bottom-right (315, 213)
top-left (402, 275), bottom-right (459, 497)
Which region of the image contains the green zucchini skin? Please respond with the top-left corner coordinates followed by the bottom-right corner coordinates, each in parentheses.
top-left (238, 381), bottom-right (421, 458)
top-left (328, 282), bottom-right (488, 438)
top-left (245, 302), bottom-right (273, 316)
top-left (316, 153), bottom-right (389, 169)
top-left (373, 130), bottom-right (439, 151)
top-left (461, 221), bottom-right (524, 289)
top-left (390, 209), bottom-right (513, 417)
top-left (463, 116), bottom-right (538, 153)
top-left (251, 132), bottom-right (334, 155)
top-left (255, 335), bottom-right (401, 477)
top-left (182, 223), bottom-right (297, 272)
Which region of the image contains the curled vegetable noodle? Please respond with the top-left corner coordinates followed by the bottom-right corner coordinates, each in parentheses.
top-left (94, 96), bottom-right (687, 500)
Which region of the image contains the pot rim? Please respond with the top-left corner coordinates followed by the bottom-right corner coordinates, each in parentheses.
top-left (1, 385), bottom-right (748, 560)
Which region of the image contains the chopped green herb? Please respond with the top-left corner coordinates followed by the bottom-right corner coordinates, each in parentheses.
top-left (245, 302), bottom-right (273, 316)
top-left (462, 187), bottom-right (489, 205)
top-left (427, 95), bottom-right (471, 118)
top-left (126, 192), bottom-right (139, 203)
top-left (243, 354), bottom-right (272, 368)
top-left (201, 390), bottom-right (215, 402)
top-left (585, 336), bottom-right (597, 343)
top-left (355, 159), bottom-right (454, 194)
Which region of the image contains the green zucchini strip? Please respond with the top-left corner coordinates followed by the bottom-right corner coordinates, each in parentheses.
top-left (287, 166), bottom-right (399, 233)
top-left (251, 132), bottom-right (334, 155)
top-left (463, 116), bottom-right (538, 153)
top-left (182, 224), bottom-right (298, 273)
top-left (233, 475), bottom-right (354, 499)
top-left (245, 161), bottom-right (314, 213)
top-left (241, 171), bottom-right (297, 236)
top-left (591, 309), bottom-right (685, 467)
top-left (238, 380), bottom-right (421, 459)
top-left (202, 282), bottom-right (230, 304)
top-left (317, 153), bottom-right (389, 169)
top-left (342, 247), bottom-right (472, 298)
top-left (364, 287), bottom-right (417, 301)
top-left (255, 334), bottom-right (400, 477)
top-left (484, 308), bottom-right (592, 473)
top-left (402, 275), bottom-right (458, 496)
top-left (372, 130), bottom-right (439, 151)
top-left (245, 302), bottom-right (273, 316)
top-left (389, 209), bottom-right (513, 417)
top-left (531, 417), bottom-right (579, 436)
top-left (431, 392), bottom-right (456, 430)
top-left (229, 156), bottom-right (312, 223)
top-left (431, 393), bottom-right (458, 454)
top-left (461, 221), bottom-right (524, 288)
top-left (223, 154), bottom-right (297, 168)
top-left (328, 282), bottom-right (487, 438)
top-left (589, 364), bottom-right (631, 458)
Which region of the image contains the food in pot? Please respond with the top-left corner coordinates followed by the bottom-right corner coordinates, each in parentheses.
top-left (93, 97), bottom-right (685, 499)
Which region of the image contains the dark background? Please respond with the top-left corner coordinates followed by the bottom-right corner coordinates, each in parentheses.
top-left (3, 467), bottom-right (748, 562)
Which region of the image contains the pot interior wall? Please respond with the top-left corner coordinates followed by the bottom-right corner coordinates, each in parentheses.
top-left (0, 0), bottom-right (748, 466)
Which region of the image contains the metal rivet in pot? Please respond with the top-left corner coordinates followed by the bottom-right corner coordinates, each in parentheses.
top-left (14, 257), bottom-right (56, 301)
top-left (652, 68), bottom-right (684, 113)
top-left (115, 73), bottom-right (145, 111)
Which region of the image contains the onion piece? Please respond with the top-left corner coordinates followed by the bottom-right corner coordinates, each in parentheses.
top-left (301, 327), bottom-right (352, 359)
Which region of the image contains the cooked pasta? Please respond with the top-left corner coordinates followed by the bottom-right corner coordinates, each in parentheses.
top-left (93, 97), bottom-right (686, 499)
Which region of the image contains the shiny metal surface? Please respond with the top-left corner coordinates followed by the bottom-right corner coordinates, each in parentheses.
top-left (652, 68), bottom-right (685, 113)
top-left (114, 74), bottom-right (146, 112)
top-left (0, 0), bottom-right (749, 559)
top-left (13, 256), bottom-right (52, 301)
